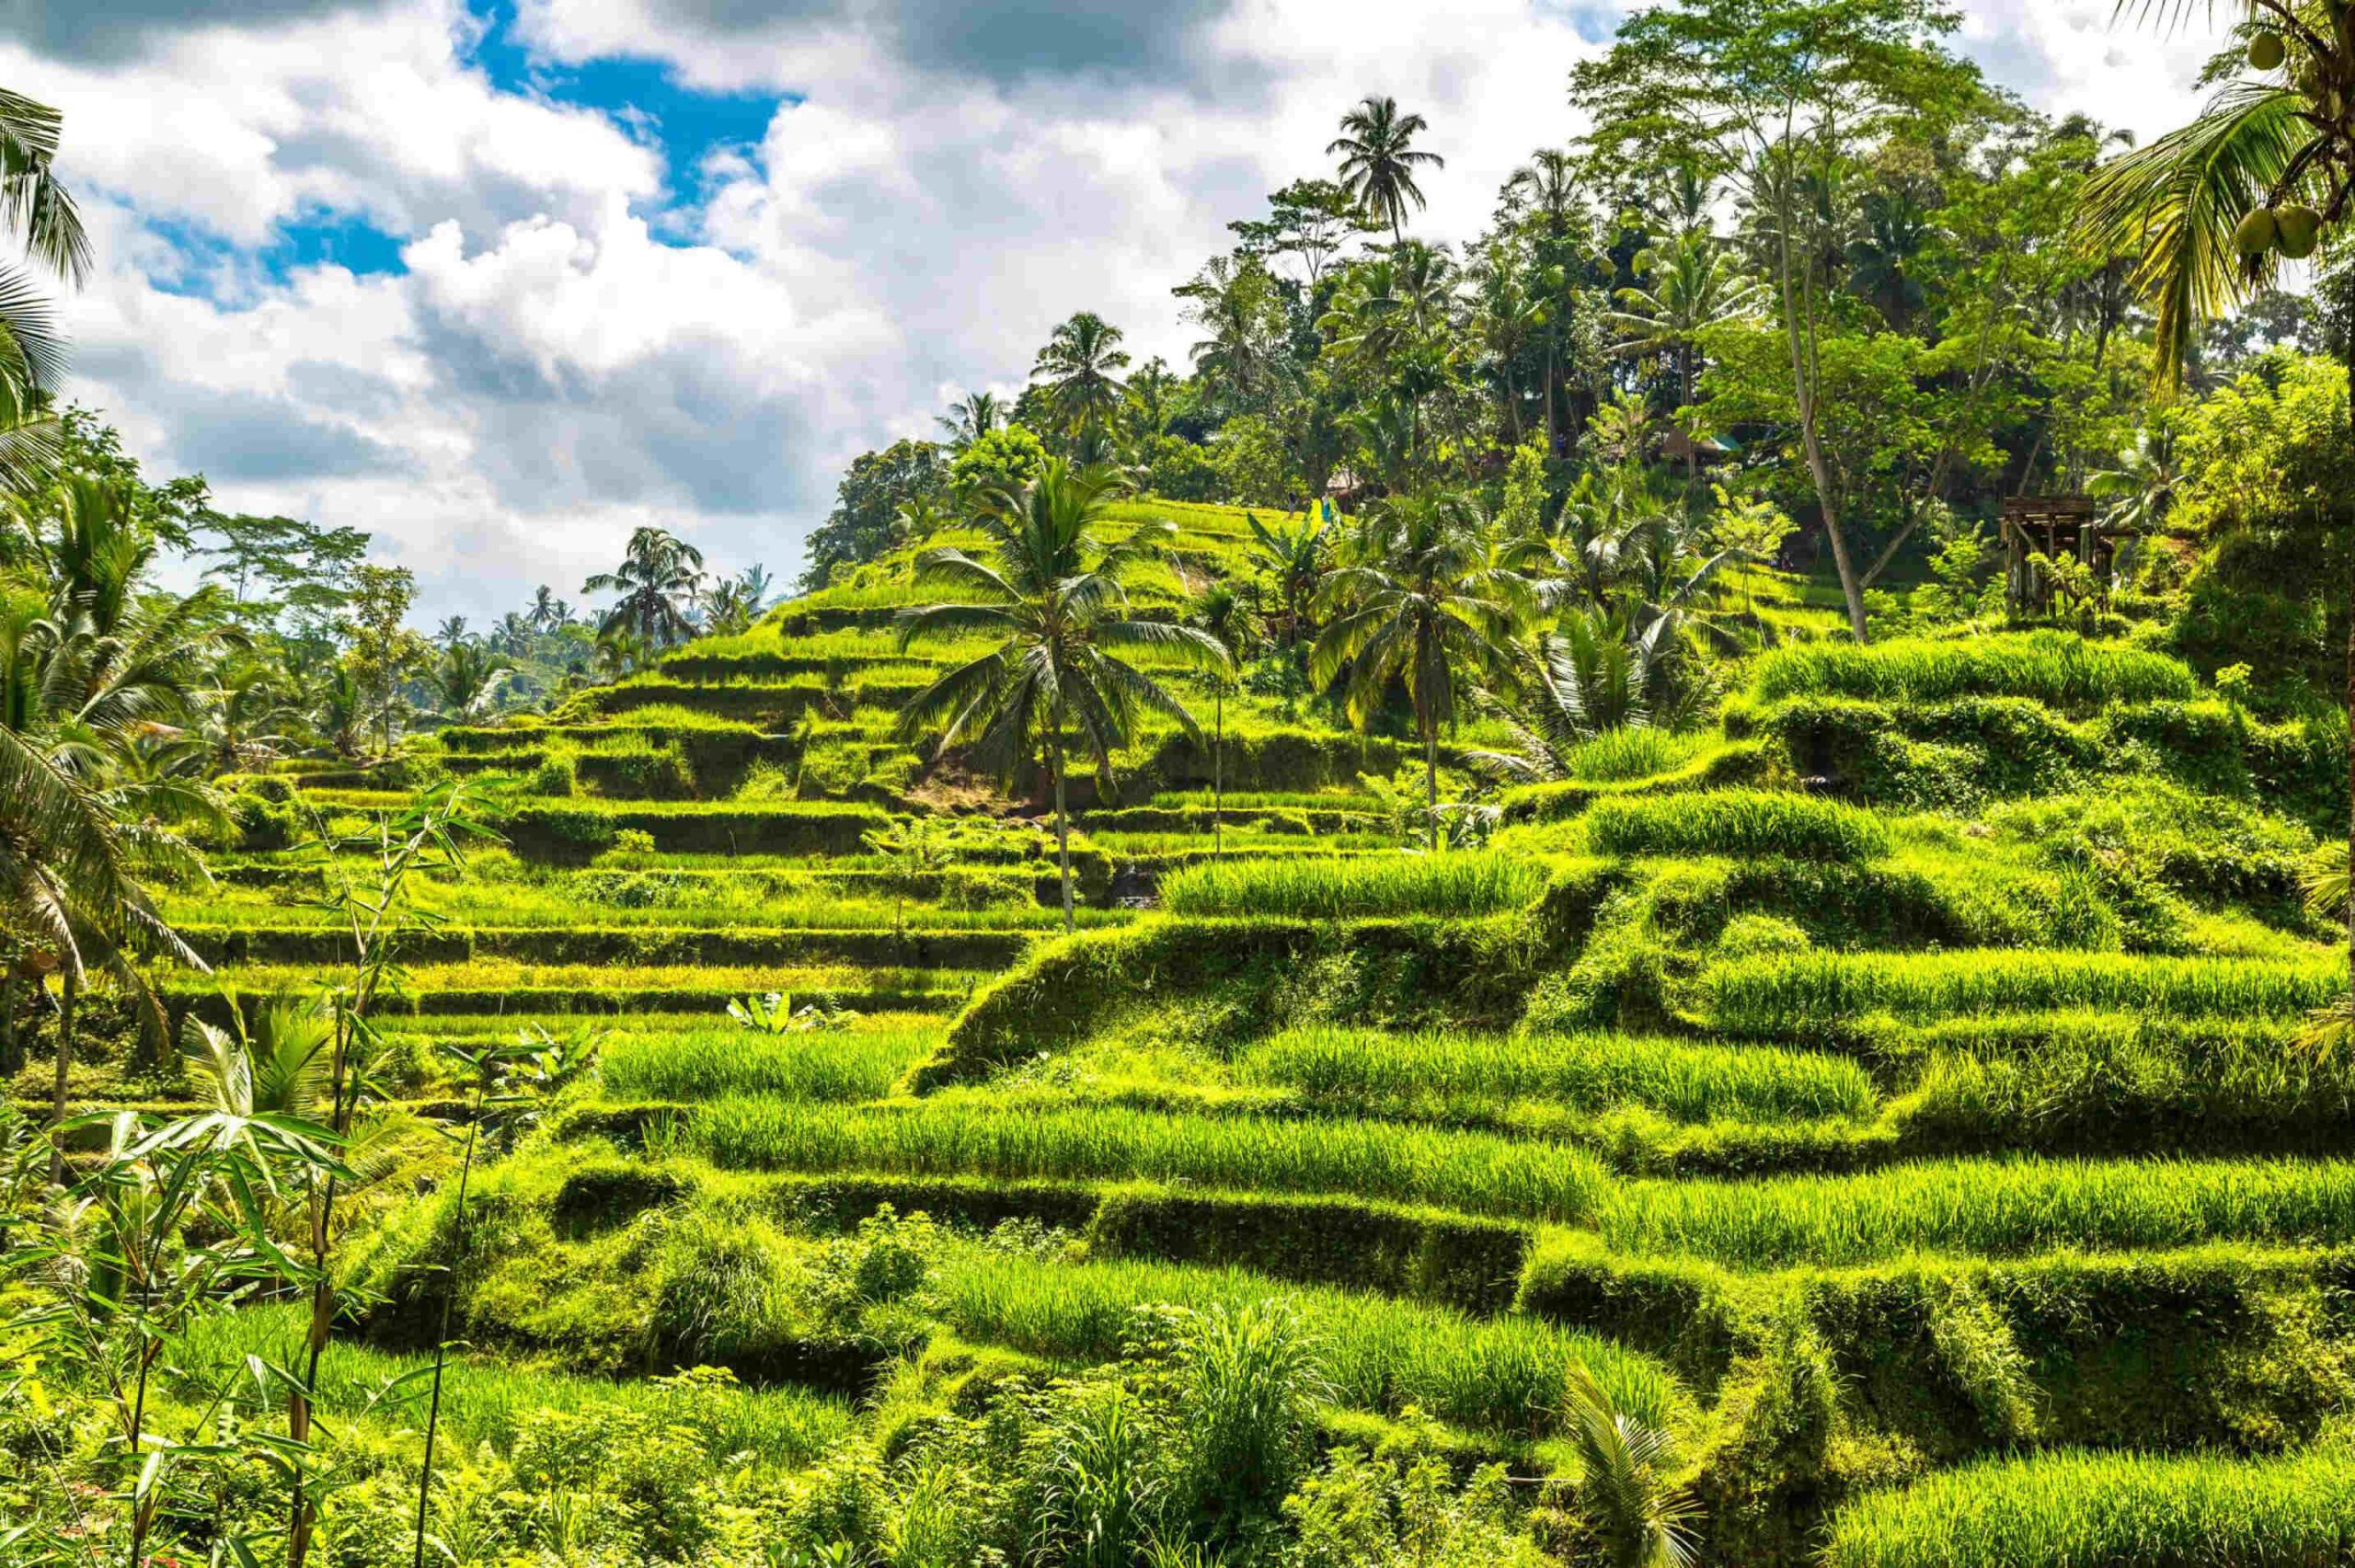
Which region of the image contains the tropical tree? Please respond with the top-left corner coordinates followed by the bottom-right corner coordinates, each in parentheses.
top-left (432, 638), bottom-right (515, 721)
top-left (1246, 508), bottom-right (1334, 660)
top-left (895, 460), bottom-right (1229, 930)
top-left (2087, 420), bottom-right (2184, 534)
top-left (584, 524), bottom-right (706, 648)
top-left (1561, 1361), bottom-right (1701, 1568)
top-left (1031, 313), bottom-right (1133, 445)
top-left (2074, 0), bottom-right (2355, 993)
top-left (1573, 0), bottom-right (1986, 639)
top-left (1468, 611), bottom-right (1660, 784)
top-left (1311, 493), bottom-right (1529, 848)
top-left (1608, 231), bottom-right (1770, 426)
top-left (528, 584), bottom-right (561, 630)
top-left (1329, 95), bottom-right (1446, 244)
top-left (1189, 581), bottom-right (1256, 856)
top-left (0, 88), bottom-right (86, 488)
top-left (937, 389), bottom-right (1005, 452)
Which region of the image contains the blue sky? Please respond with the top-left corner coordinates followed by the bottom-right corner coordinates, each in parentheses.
top-left (10, 0), bottom-right (2232, 622)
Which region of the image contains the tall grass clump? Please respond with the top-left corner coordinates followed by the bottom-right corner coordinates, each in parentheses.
top-left (1555, 727), bottom-right (1717, 783)
top-left (935, 1253), bottom-right (1683, 1439)
top-left (1823, 1448), bottom-right (2355, 1568)
top-left (1751, 632), bottom-right (2196, 710)
top-left (1237, 1026), bottom-right (1875, 1124)
top-left (658, 1100), bottom-right (1608, 1221)
top-left (1586, 790), bottom-right (1890, 863)
top-left (1160, 853), bottom-right (1547, 920)
top-left (1700, 951), bottom-right (2345, 1036)
top-left (1597, 1156), bottom-right (2355, 1268)
top-left (599, 1021), bottom-right (942, 1102)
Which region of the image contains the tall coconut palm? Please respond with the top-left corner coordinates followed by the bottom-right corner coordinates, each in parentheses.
top-left (1030, 314), bottom-right (1132, 446)
top-left (433, 639), bottom-right (514, 721)
top-left (2075, 0), bottom-right (2355, 993)
top-left (1329, 95), bottom-right (1445, 245)
top-left (0, 88), bottom-right (86, 498)
top-left (1608, 232), bottom-right (1769, 421)
top-left (528, 585), bottom-right (560, 631)
top-left (0, 585), bottom-right (205, 1176)
top-left (1189, 582), bottom-right (1256, 857)
top-left (1470, 241), bottom-right (1562, 445)
top-left (1311, 494), bottom-right (1529, 849)
top-left (584, 525), bottom-right (706, 648)
top-left (937, 390), bottom-right (1004, 452)
top-left (895, 460), bottom-right (1229, 930)
top-left (1246, 509), bottom-right (1334, 661)
top-left (2087, 421), bottom-right (2184, 534)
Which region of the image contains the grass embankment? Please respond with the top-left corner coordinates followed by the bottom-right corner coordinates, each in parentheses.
top-left (1823, 1448), bottom-right (2355, 1568)
top-left (1750, 632), bottom-right (2199, 709)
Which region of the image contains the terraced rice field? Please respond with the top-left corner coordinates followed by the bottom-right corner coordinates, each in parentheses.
top-left (95, 518), bottom-right (2355, 1563)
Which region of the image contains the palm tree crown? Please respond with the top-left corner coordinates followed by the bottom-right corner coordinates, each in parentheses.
top-left (584, 525), bottom-right (706, 648)
top-left (1328, 95), bottom-right (1445, 244)
top-left (1311, 493), bottom-right (1528, 846)
top-left (1030, 314), bottom-right (1132, 441)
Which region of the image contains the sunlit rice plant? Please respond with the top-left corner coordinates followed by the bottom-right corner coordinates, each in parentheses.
top-left (1236, 1025), bottom-right (1876, 1124)
top-left (655, 1099), bottom-right (1608, 1220)
top-left (1822, 1447), bottom-right (2355, 1568)
top-left (1159, 852), bottom-right (1548, 920)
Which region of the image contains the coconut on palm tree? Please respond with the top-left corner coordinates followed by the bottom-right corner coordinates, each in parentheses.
top-left (895, 460), bottom-right (1229, 930)
top-left (584, 526), bottom-right (706, 648)
top-left (1311, 493), bottom-right (1530, 850)
top-left (1329, 95), bottom-right (1445, 245)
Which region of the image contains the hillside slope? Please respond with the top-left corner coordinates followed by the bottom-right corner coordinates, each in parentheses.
top-left (49, 496), bottom-right (2355, 1564)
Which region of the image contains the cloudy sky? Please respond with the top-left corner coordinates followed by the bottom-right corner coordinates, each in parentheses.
top-left (7, 0), bottom-right (2231, 620)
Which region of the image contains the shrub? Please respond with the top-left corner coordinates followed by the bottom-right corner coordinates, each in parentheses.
top-left (1586, 790), bottom-right (1890, 862)
top-left (528, 752), bottom-right (578, 796)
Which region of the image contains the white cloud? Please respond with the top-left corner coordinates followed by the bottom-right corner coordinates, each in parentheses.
top-left (17, 0), bottom-right (2233, 620)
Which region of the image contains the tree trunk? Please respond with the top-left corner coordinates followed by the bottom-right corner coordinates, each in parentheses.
top-left (1052, 727), bottom-right (1074, 934)
top-left (2343, 333), bottom-right (2355, 998)
top-left (1425, 727), bottom-right (1440, 853)
top-left (1213, 688), bottom-right (1224, 860)
top-left (0, 966), bottom-right (16, 1082)
top-left (47, 969), bottom-right (75, 1184)
top-left (1774, 153), bottom-right (1869, 644)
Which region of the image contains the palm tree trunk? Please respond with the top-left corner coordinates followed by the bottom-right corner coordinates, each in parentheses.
top-left (0, 965), bottom-right (16, 1081)
top-left (2343, 331), bottom-right (2355, 998)
top-left (1425, 727), bottom-right (1440, 853)
top-left (1213, 688), bottom-right (1224, 860)
top-left (48, 968), bottom-right (75, 1184)
top-left (1052, 727), bottom-right (1074, 934)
